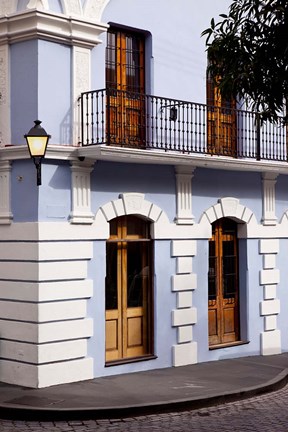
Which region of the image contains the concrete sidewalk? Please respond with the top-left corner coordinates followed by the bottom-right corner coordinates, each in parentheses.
top-left (0, 353), bottom-right (288, 421)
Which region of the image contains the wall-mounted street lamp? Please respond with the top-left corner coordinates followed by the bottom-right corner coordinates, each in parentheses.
top-left (24, 120), bottom-right (51, 186)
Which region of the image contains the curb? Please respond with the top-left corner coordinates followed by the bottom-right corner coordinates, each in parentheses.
top-left (0, 368), bottom-right (287, 421)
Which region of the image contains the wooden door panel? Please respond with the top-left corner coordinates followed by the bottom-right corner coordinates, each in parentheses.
top-left (105, 312), bottom-right (121, 361)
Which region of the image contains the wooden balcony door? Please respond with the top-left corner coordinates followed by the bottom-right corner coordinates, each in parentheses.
top-left (106, 28), bottom-right (145, 147)
top-left (207, 73), bottom-right (237, 156)
top-left (208, 218), bottom-right (240, 346)
top-left (105, 216), bottom-right (153, 363)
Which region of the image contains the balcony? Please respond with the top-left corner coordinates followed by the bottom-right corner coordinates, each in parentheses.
top-left (79, 89), bottom-right (287, 162)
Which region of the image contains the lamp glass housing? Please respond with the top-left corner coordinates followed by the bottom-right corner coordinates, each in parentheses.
top-left (26, 135), bottom-right (49, 158)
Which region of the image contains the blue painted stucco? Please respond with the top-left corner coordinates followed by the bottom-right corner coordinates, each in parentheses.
top-left (11, 39), bottom-right (71, 145)
top-left (38, 40), bottom-right (71, 145)
top-left (193, 168), bottom-right (262, 223)
top-left (11, 40), bottom-right (38, 145)
top-left (91, 161), bottom-right (176, 223)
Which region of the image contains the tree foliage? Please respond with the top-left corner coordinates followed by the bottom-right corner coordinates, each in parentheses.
top-left (202, 0), bottom-right (288, 122)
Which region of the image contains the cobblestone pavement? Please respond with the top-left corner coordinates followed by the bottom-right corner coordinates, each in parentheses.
top-left (1, 383), bottom-right (288, 432)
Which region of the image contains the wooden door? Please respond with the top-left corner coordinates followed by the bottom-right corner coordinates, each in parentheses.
top-left (105, 216), bottom-right (152, 363)
top-left (207, 73), bottom-right (237, 156)
top-left (208, 218), bottom-right (239, 346)
top-left (106, 29), bottom-right (145, 147)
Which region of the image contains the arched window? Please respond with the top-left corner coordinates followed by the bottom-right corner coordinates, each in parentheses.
top-left (105, 215), bottom-right (153, 363)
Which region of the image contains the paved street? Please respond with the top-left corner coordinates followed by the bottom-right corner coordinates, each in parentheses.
top-left (1, 382), bottom-right (288, 432)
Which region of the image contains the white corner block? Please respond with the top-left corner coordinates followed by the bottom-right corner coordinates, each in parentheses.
top-left (264, 315), bottom-right (277, 331)
top-left (172, 274), bottom-right (197, 291)
top-left (173, 342), bottom-right (197, 366)
top-left (260, 269), bottom-right (280, 286)
top-left (38, 357), bottom-right (94, 388)
top-left (177, 291), bottom-right (193, 309)
top-left (171, 240), bottom-right (196, 257)
top-left (263, 254), bottom-right (276, 269)
top-left (260, 299), bottom-right (280, 316)
top-left (38, 318), bottom-right (93, 343)
top-left (264, 285), bottom-right (277, 300)
top-left (177, 326), bottom-right (193, 343)
top-left (0, 360), bottom-right (39, 388)
top-left (38, 241), bottom-right (93, 261)
top-left (0, 300), bottom-right (87, 323)
top-left (177, 257), bottom-right (193, 274)
top-left (172, 307), bottom-right (197, 327)
top-left (260, 330), bottom-right (281, 356)
top-left (38, 300), bottom-right (87, 322)
top-left (259, 239), bottom-right (279, 254)
top-left (0, 339), bottom-right (88, 364)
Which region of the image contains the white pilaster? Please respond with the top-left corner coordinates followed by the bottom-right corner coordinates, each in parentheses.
top-left (175, 165), bottom-right (195, 225)
top-left (70, 161), bottom-right (94, 224)
top-left (0, 161), bottom-right (12, 224)
top-left (0, 44), bottom-right (10, 147)
top-left (261, 172), bottom-right (278, 226)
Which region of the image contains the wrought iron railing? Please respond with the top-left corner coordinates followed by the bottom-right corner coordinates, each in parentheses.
top-left (79, 88), bottom-right (287, 161)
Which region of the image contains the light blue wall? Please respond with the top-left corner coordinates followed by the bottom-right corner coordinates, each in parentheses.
top-left (100, 0), bottom-right (232, 103)
top-left (11, 160), bottom-right (39, 222)
top-left (91, 162), bottom-right (176, 223)
top-left (11, 40), bottom-right (38, 145)
top-left (193, 168), bottom-right (262, 223)
top-left (38, 40), bottom-right (71, 144)
top-left (275, 174), bottom-right (288, 222)
top-left (38, 162), bottom-right (71, 221)
top-left (10, 40), bottom-right (71, 145)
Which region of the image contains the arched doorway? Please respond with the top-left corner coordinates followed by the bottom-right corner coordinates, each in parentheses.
top-left (105, 215), bottom-right (153, 363)
top-left (208, 218), bottom-right (240, 346)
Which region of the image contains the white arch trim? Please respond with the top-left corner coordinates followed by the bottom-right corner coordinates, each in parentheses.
top-left (93, 193), bottom-right (170, 240)
top-left (199, 197), bottom-right (256, 227)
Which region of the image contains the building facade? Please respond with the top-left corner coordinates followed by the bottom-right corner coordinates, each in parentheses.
top-left (0, 0), bottom-right (286, 388)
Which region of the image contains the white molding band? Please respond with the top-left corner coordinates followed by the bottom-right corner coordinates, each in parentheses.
top-left (175, 165), bottom-right (195, 225)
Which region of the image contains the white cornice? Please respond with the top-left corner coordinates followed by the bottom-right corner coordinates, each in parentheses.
top-left (0, 145), bottom-right (78, 161)
top-left (1, 144), bottom-right (288, 175)
top-left (77, 145), bottom-right (288, 175)
top-left (0, 9), bottom-right (108, 48)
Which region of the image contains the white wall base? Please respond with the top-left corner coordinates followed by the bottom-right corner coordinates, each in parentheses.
top-left (173, 342), bottom-right (197, 366)
top-left (260, 330), bottom-right (281, 356)
top-left (0, 357), bottom-right (94, 388)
